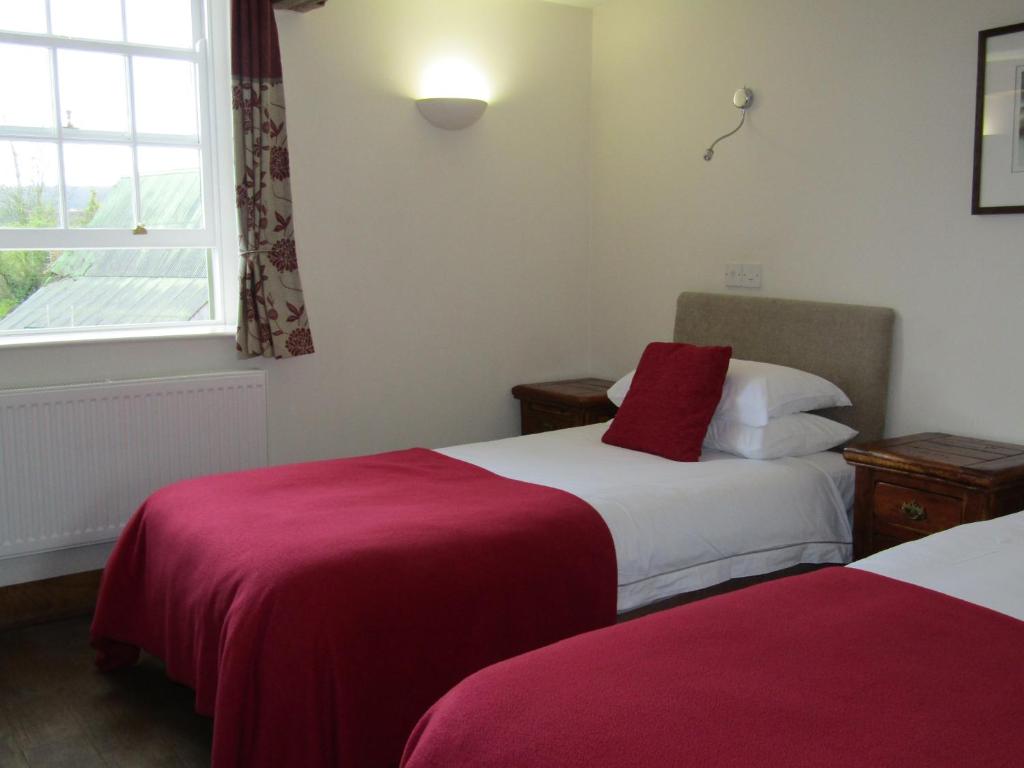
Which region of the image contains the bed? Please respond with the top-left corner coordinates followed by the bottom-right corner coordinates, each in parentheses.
top-left (442, 422), bottom-right (855, 612)
top-left (90, 292), bottom-right (895, 768)
top-left (400, 513), bottom-right (1024, 768)
top-left (450, 291), bottom-right (895, 612)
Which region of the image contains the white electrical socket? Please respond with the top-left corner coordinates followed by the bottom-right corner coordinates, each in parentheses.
top-left (725, 263), bottom-right (762, 289)
top-left (725, 263), bottom-right (740, 287)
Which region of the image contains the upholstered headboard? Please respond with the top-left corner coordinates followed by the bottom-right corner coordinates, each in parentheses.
top-left (674, 293), bottom-right (895, 443)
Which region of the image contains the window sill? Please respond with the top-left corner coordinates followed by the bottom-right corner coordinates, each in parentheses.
top-left (0, 324), bottom-right (237, 350)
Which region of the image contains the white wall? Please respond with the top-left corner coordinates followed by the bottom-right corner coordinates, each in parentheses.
top-left (0, 0), bottom-right (593, 466)
top-left (273, 0), bottom-right (593, 457)
top-left (590, 0), bottom-right (1024, 443)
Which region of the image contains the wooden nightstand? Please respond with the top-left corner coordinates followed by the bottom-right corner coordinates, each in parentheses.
top-left (511, 378), bottom-right (617, 435)
top-left (844, 433), bottom-right (1024, 559)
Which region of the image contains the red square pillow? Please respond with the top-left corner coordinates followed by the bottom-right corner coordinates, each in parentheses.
top-left (602, 342), bottom-right (732, 461)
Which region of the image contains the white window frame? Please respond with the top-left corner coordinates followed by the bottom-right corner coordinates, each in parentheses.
top-left (0, 0), bottom-right (238, 347)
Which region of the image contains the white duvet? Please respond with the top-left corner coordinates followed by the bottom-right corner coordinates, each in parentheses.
top-left (439, 422), bottom-right (852, 612)
top-left (852, 512), bottom-right (1024, 621)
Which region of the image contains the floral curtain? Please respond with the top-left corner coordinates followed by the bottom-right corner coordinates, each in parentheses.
top-left (232, 0), bottom-right (314, 358)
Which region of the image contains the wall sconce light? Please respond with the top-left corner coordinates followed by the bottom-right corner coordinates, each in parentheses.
top-left (416, 97), bottom-right (487, 130)
top-left (416, 58), bottom-right (489, 130)
top-left (703, 87), bottom-right (754, 161)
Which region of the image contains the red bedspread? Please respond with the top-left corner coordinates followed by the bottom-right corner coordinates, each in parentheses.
top-left (91, 448), bottom-right (616, 768)
top-left (402, 567), bottom-right (1024, 768)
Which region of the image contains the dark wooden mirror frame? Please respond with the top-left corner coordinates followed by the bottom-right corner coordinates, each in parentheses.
top-left (972, 21), bottom-right (1024, 215)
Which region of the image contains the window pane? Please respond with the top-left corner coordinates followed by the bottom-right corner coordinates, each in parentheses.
top-left (0, 248), bottom-right (212, 330)
top-left (0, 44), bottom-right (54, 133)
top-left (0, 249), bottom-right (55, 323)
top-left (63, 143), bottom-right (134, 229)
top-left (51, 0), bottom-right (123, 42)
top-left (0, 0), bottom-right (47, 34)
top-left (125, 0), bottom-right (195, 49)
top-left (0, 141), bottom-right (60, 228)
top-left (58, 50), bottom-right (130, 135)
top-left (133, 58), bottom-right (198, 137)
top-left (138, 146), bottom-right (203, 229)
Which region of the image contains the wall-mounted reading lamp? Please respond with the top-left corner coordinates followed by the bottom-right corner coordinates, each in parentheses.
top-left (703, 87), bottom-right (754, 161)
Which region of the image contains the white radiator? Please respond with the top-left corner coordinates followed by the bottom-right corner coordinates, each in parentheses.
top-left (0, 371), bottom-right (268, 563)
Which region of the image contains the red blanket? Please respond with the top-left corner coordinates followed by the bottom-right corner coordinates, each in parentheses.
top-left (402, 567), bottom-right (1024, 768)
top-left (91, 448), bottom-right (616, 768)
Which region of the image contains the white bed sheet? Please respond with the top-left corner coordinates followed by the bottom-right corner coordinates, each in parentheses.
top-left (800, 450), bottom-right (855, 514)
top-left (438, 423), bottom-right (852, 612)
top-left (851, 512), bottom-right (1024, 621)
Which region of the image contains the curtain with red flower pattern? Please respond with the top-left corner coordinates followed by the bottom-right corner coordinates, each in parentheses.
top-left (231, 0), bottom-right (314, 358)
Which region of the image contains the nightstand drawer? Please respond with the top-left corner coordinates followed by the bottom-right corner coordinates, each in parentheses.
top-left (872, 482), bottom-right (964, 537)
top-left (522, 402), bottom-right (580, 433)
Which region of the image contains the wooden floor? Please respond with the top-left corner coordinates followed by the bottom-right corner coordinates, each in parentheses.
top-left (0, 615), bottom-right (211, 768)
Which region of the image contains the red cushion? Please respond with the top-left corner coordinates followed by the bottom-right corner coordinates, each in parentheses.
top-left (602, 342), bottom-right (732, 461)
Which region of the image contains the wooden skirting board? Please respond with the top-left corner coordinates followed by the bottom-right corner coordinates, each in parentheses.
top-left (0, 570), bottom-right (103, 631)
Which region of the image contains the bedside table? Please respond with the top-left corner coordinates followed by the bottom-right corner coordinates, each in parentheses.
top-left (511, 378), bottom-right (617, 435)
top-left (844, 433), bottom-right (1024, 559)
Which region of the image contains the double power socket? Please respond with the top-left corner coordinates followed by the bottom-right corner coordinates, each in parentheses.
top-left (724, 263), bottom-right (762, 289)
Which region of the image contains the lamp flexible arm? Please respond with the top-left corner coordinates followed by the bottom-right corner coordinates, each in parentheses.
top-left (703, 109), bottom-right (747, 161)
top-left (703, 87), bottom-right (754, 161)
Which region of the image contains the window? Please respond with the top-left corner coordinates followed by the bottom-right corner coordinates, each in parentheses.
top-left (0, 0), bottom-right (235, 342)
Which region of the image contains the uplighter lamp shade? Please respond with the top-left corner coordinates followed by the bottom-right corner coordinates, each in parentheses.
top-left (415, 97), bottom-right (487, 130)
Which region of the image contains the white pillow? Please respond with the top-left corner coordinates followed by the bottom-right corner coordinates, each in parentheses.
top-left (704, 413), bottom-right (858, 460)
top-left (716, 359), bottom-right (851, 426)
top-left (606, 358), bottom-right (851, 427)
top-left (606, 370), bottom-right (633, 408)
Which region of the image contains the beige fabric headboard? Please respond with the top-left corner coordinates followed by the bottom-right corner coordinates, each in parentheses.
top-left (674, 293), bottom-right (895, 443)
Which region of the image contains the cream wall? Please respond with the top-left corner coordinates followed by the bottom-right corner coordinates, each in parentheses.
top-left (0, 0), bottom-right (594, 465)
top-left (589, 0), bottom-right (1024, 443)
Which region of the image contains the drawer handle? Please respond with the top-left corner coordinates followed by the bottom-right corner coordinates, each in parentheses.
top-left (901, 501), bottom-right (927, 522)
